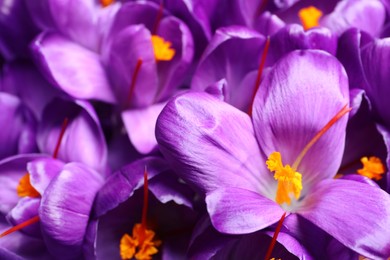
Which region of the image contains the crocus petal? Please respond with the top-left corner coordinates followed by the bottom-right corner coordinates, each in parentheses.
top-left (252, 50), bottom-right (349, 191)
top-left (376, 125), bottom-right (390, 192)
top-left (39, 163), bottom-right (104, 258)
top-left (27, 158), bottom-right (65, 195)
top-left (7, 197), bottom-right (40, 237)
top-left (37, 98), bottom-right (107, 172)
top-left (360, 38), bottom-right (390, 127)
top-left (156, 92), bottom-right (274, 195)
top-left (191, 26), bottom-right (266, 111)
top-left (0, 154), bottom-right (48, 214)
top-left (321, 0), bottom-right (386, 37)
top-left (299, 179), bottom-right (390, 259)
top-left (206, 187), bottom-right (284, 234)
top-left (121, 102), bottom-right (166, 154)
top-left (93, 156), bottom-right (169, 217)
top-left (254, 11), bottom-right (285, 35)
top-left (104, 25), bottom-right (157, 108)
top-left (31, 32), bottom-right (115, 103)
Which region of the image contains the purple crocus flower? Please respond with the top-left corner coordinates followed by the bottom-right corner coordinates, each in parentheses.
top-left (156, 50), bottom-right (390, 258)
top-left (89, 156), bottom-right (197, 259)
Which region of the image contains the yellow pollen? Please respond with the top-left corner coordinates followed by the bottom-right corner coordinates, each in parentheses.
top-left (357, 156), bottom-right (385, 181)
top-left (266, 152), bottom-right (302, 205)
top-left (151, 35), bottom-right (175, 61)
top-left (120, 223), bottom-right (161, 260)
top-left (16, 173), bottom-right (40, 198)
top-left (298, 6), bottom-right (323, 30)
top-left (100, 0), bottom-right (114, 7)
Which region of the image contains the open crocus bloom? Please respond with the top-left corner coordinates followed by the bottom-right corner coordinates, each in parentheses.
top-left (156, 50), bottom-right (390, 258)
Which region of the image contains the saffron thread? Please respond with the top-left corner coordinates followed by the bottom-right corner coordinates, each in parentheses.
top-left (52, 117), bottom-right (69, 159)
top-left (264, 212), bottom-right (287, 260)
top-left (0, 216), bottom-right (40, 238)
top-left (127, 58), bottom-right (143, 108)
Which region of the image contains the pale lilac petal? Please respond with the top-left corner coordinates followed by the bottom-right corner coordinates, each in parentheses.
top-left (31, 32), bottom-right (115, 103)
top-left (27, 158), bottom-right (65, 195)
top-left (206, 187), bottom-right (284, 234)
top-left (321, 0), bottom-right (386, 37)
top-left (7, 197), bottom-right (40, 237)
top-left (121, 102), bottom-right (166, 154)
top-left (252, 50), bottom-right (349, 191)
top-left (156, 92), bottom-right (274, 195)
top-left (40, 163), bottom-right (104, 258)
top-left (299, 179), bottom-right (390, 259)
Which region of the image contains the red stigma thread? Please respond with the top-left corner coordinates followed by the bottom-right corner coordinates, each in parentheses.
top-left (0, 216), bottom-right (40, 238)
top-left (52, 117), bottom-right (69, 159)
top-left (127, 58), bottom-right (143, 108)
top-left (152, 1), bottom-right (164, 35)
top-left (256, 0), bottom-right (269, 17)
top-left (248, 36), bottom-right (270, 116)
top-left (141, 166), bottom-right (149, 230)
top-left (264, 212), bottom-right (286, 260)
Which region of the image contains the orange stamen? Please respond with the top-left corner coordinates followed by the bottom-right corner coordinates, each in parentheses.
top-left (152, 1), bottom-right (164, 35)
top-left (0, 216), bottom-right (40, 238)
top-left (100, 0), bottom-right (114, 7)
top-left (248, 36), bottom-right (270, 116)
top-left (264, 212), bottom-right (286, 260)
top-left (16, 173), bottom-right (40, 198)
top-left (298, 6), bottom-right (323, 31)
top-left (52, 117), bottom-right (69, 159)
top-left (357, 156), bottom-right (385, 180)
top-left (127, 59), bottom-right (143, 108)
top-left (292, 104), bottom-right (351, 170)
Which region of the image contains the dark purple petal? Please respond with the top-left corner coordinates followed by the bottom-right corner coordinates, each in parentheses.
top-left (254, 11), bottom-right (285, 36)
top-left (252, 50), bottom-right (349, 191)
top-left (191, 26), bottom-right (265, 111)
top-left (37, 98), bottom-right (107, 172)
top-left (31, 32), bottom-right (115, 103)
top-left (27, 158), bottom-right (65, 195)
top-left (376, 125), bottom-right (390, 192)
top-left (0, 154), bottom-right (48, 214)
top-left (206, 187), bottom-right (284, 234)
top-left (39, 162), bottom-right (104, 258)
top-left (299, 179), bottom-right (390, 259)
top-left (321, 0), bottom-right (386, 37)
top-left (156, 92), bottom-right (274, 195)
top-left (121, 102), bottom-right (165, 154)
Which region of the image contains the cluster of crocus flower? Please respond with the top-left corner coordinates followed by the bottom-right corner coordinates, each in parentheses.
top-left (1, 0), bottom-right (390, 259)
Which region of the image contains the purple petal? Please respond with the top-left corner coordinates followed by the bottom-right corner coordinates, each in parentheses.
top-left (321, 0), bottom-right (386, 37)
top-left (376, 125), bottom-right (390, 192)
top-left (206, 187), bottom-right (284, 234)
top-left (191, 26), bottom-right (265, 111)
top-left (27, 158), bottom-right (65, 195)
top-left (104, 25), bottom-right (157, 108)
top-left (37, 98), bottom-right (107, 172)
top-left (121, 102), bottom-right (166, 154)
top-left (0, 154), bottom-right (48, 214)
top-left (39, 162), bottom-right (104, 258)
top-left (7, 197), bottom-right (40, 237)
top-left (93, 156), bottom-right (169, 217)
top-left (254, 11), bottom-right (285, 36)
top-left (252, 50), bottom-right (349, 191)
top-left (299, 179), bottom-right (390, 259)
top-left (156, 92), bottom-right (274, 195)
top-left (31, 32), bottom-right (115, 103)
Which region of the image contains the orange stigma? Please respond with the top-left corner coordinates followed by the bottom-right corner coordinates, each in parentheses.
top-left (119, 167), bottom-right (161, 260)
top-left (298, 6), bottom-right (323, 30)
top-left (100, 0), bottom-right (114, 7)
top-left (151, 35), bottom-right (175, 62)
top-left (248, 36), bottom-right (270, 116)
top-left (357, 156), bottom-right (385, 180)
top-left (16, 173), bottom-right (40, 198)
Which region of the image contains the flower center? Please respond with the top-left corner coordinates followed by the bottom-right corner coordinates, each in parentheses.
top-left (16, 173), bottom-right (40, 198)
top-left (267, 152), bottom-right (302, 205)
top-left (298, 6), bottom-right (323, 30)
top-left (357, 156), bottom-right (385, 180)
top-left (151, 35), bottom-right (175, 61)
top-left (100, 0), bottom-right (114, 7)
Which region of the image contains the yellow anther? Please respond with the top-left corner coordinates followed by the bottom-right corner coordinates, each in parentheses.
top-left (266, 152), bottom-right (302, 205)
top-left (357, 156), bottom-right (385, 181)
top-left (120, 223), bottom-right (161, 260)
top-left (16, 173), bottom-right (40, 198)
top-left (100, 0), bottom-right (114, 7)
top-left (298, 6), bottom-right (323, 30)
top-left (151, 35), bottom-right (175, 61)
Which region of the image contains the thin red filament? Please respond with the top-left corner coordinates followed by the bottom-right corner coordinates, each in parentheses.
top-left (256, 0), bottom-right (269, 17)
top-left (264, 212), bottom-right (287, 260)
top-left (127, 58), bottom-right (143, 108)
top-left (141, 166), bottom-right (149, 230)
top-left (152, 1), bottom-right (164, 35)
top-left (52, 117), bottom-right (69, 159)
top-left (0, 216), bottom-right (40, 238)
top-left (248, 36), bottom-right (270, 116)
